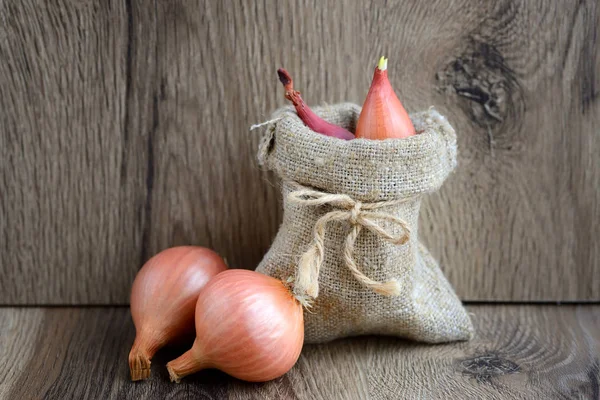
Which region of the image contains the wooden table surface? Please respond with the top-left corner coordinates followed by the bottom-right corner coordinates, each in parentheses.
top-left (2, 305), bottom-right (598, 400)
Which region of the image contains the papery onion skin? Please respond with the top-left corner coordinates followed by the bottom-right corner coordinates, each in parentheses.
top-left (355, 57), bottom-right (416, 140)
top-left (166, 269), bottom-right (304, 383)
top-left (128, 246), bottom-right (228, 381)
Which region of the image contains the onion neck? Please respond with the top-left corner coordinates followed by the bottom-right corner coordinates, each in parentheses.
top-left (166, 345), bottom-right (210, 383)
top-left (286, 91), bottom-right (319, 128)
top-left (368, 68), bottom-right (392, 102)
top-left (373, 67), bottom-right (387, 85)
top-left (128, 331), bottom-right (163, 381)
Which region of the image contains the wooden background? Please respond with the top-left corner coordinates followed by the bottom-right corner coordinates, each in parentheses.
top-left (1, 0), bottom-right (598, 305)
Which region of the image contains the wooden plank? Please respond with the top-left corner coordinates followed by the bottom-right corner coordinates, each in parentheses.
top-left (1, 305), bottom-right (598, 399)
top-left (0, 1), bottom-right (140, 304)
top-left (1, 0), bottom-right (598, 303)
top-left (0, 308), bottom-right (44, 399)
top-left (367, 306), bottom-right (600, 399)
top-left (420, 0), bottom-right (600, 301)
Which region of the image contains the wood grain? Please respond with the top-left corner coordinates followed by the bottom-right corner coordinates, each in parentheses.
top-left (367, 306), bottom-right (600, 399)
top-left (422, 0), bottom-right (600, 301)
top-left (1, 0), bottom-right (598, 303)
top-left (1, 305), bottom-right (598, 399)
top-left (0, 308), bottom-right (44, 399)
top-left (0, 0), bottom-right (138, 304)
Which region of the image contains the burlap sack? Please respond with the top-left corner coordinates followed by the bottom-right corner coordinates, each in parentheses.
top-left (256, 103), bottom-right (474, 344)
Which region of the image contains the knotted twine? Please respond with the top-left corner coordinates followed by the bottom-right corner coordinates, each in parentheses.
top-left (287, 185), bottom-right (414, 305)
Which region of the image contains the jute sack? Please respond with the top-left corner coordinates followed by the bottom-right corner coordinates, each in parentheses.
top-left (256, 103), bottom-right (474, 344)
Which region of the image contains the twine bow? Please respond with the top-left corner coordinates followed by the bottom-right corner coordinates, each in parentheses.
top-left (288, 186), bottom-right (412, 304)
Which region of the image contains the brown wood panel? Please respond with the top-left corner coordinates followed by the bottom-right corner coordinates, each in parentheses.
top-left (0, 1), bottom-right (139, 304)
top-left (421, 0), bottom-right (600, 301)
top-left (1, 305), bottom-right (598, 399)
top-left (1, 0), bottom-right (598, 303)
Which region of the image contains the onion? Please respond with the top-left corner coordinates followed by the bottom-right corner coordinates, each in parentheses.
top-left (355, 56), bottom-right (416, 139)
top-left (277, 68), bottom-right (354, 140)
top-left (166, 269), bottom-right (304, 382)
top-left (128, 246), bottom-right (228, 381)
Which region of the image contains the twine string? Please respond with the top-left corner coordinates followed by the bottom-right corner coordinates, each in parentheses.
top-left (288, 186), bottom-right (413, 304)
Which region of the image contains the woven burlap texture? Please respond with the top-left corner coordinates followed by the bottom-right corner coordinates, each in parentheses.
top-left (256, 103), bottom-right (474, 344)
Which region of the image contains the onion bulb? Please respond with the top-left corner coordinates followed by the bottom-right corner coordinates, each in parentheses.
top-left (128, 246), bottom-right (228, 381)
top-left (166, 269), bottom-right (304, 382)
top-left (355, 56), bottom-right (416, 139)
